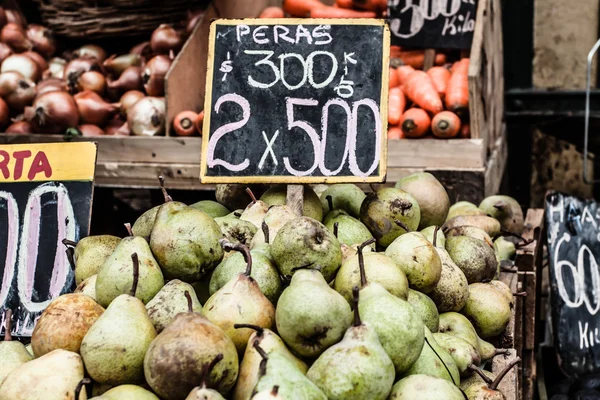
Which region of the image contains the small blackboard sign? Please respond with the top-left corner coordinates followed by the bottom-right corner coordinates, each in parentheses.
top-left (546, 191), bottom-right (600, 376)
top-left (200, 19), bottom-right (390, 184)
top-left (0, 142), bottom-right (97, 336)
top-left (388, 0), bottom-right (477, 49)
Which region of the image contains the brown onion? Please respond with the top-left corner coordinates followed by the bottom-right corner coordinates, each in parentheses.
top-left (103, 53), bottom-right (141, 77)
top-left (130, 41), bottom-right (151, 57)
top-left (64, 56), bottom-right (102, 83)
top-left (5, 120), bottom-right (33, 134)
top-left (0, 8), bottom-right (7, 29)
top-left (186, 9), bottom-right (204, 34)
top-left (119, 90), bottom-right (144, 118)
top-left (150, 24), bottom-right (183, 55)
top-left (107, 66), bottom-right (142, 95)
top-left (1, 54), bottom-right (40, 81)
top-left (36, 78), bottom-right (65, 97)
top-left (77, 71), bottom-right (105, 95)
top-left (73, 44), bottom-right (106, 62)
top-left (142, 55), bottom-right (171, 96)
top-left (5, 9), bottom-right (26, 27)
top-left (23, 51), bottom-right (47, 72)
top-left (0, 42), bottom-right (12, 63)
top-left (127, 96), bottom-right (165, 136)
top-left (0, 97), bottom-right (9, 128)
top-left (74, 90), bottom-right (119, 126)
top-left (105, 118), bottom-right (130, 136)
top-left (77, 124), bottom-right (104, 136)
top-left (1, 22), bottom-right (31, 52)
top-left (26, 24), bottom-right (56, 58)
top-left (44, 57), bottom-right (66, 79)
top-left (0, 72), bottom-right (36, 112)
top-left (25, 91), bottom-right (78, 133)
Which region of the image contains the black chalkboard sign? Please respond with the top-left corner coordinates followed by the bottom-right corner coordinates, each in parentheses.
top-left (546, 191), bottom-right (600, 376)
top-left (0, 142), bottom-right (97, 336)
top-left (388, 0), bottom-right (477, 49)
top-left (200, 19), bottom-right (390, 184)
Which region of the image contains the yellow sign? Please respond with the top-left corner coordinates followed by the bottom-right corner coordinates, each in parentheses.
top-left (0, 142), bottom-right (97, 183)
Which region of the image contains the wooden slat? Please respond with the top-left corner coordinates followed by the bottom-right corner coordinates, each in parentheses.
top-left (387, 138), bottom-right (485, 169)
top-left (492, 349), bottom-right (519, 400)
top-left (484, 130), bottom-right (508, 197)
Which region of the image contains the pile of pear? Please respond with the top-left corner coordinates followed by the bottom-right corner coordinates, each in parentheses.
top-left (0, 173), bottom-right (525, 400)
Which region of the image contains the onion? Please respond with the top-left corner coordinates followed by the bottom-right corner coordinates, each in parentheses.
top-left (64, 56), bottom-right (102, 83)
top-left (1, 54), bottom-right (40, 81)
top-left (77, 71), bottom-right (106, 95)
top-left (0, 71), bottom-right (36, 112)
top-left (0, 43), bottom-right (12, 63)
top-left (36, 78), bottom-right (65, 97)
top-left (119, 90), bottom-right (144, 118)
top-left (25, 91), bottom-right (78, 133)
top-left (150, 24), bottom-right (183, 55)
top-left (0, 97), bottom-right (9, 127)
top-left (127, 96), bottom-right (165, 136)
top-left (130, 41), bottom-right (151, 57)
top-left (44, 57), bottom-right (66, 79)
top-left (1, 22), bottom-right (31, 52)
top-left (77, 124), bottom-right (104, 136)
top-left (103, 53), bottom-right (141, 77)
top-left (5, 120), bottom-right (33, 134)
top-left (26, 24), bottom-right (56, 57)
top-left (107, 66), bottom-right (142, 95)
top-left (142, 55), bottom-right (171, 96)
top-left (5, 9), bottom-right (26, 27)
top-left (73, 44), bottom-right (106, 62)
top-left (105, 118), bottom-right (130, 136)
top-left (23, 51), bottom-right (47, 72)
top-left (186, 9), bottom-right (204, 34)
top-left (74, 90), bottom-right (119, 126)
top-left (0, 8), bottom-right (7, 29)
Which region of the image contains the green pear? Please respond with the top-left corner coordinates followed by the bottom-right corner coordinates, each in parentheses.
top-left (210, 247), bottom-right (281, 304)
top-left (478, 338), bottom-right (501, 362)
top-left (215, 215), bottom-right (257, 246)
top-left (82, 254), bottom-right (156, 385)
top-left (460, 368), bottom-right (495, 391)
top-left (489, 280), bottom-right (515, 306)
top-left (65, 235), bottom-right (120, 285)
top-left (389, 374), bottom-right (465, 400)
top-left (0, 310), bottom-right (33, 386)
top-left (385, 232), bottom-right (442, 294)
top-left (216, 184), bottom-right (268, 211)
top-left (429, 247), bottom-right (469, 312)
top-left (192, 272), bottom-right (213, 304)
top-left (260, 185), bottom-right (323, 221)
top-left (433, 332), bottom-right (481, 376)
top-left (479, 195), bottom-right (524, 234)
top-left (462, 358), bottom-right (521, 400)
top-left (146, 280), bottom-right (203, 333)
top-left (319, 184), bottom-right (366, 218)
top-left (251, 386), bottom-right (284, 399)
top-left (445, 236), bottom-right (497, 283)
top-left (446, 201), bottom-right (486, 221)
top-left (96, 234), bottom-right (164, 307)
top-left (91, 384), bottom-right (159, 400)
top-left (150, 201), bottom-right (223, 282)
top-left (421, 225), bottom-right (445, 248)
top-left (239, 188), bottom-right (269, 228)
top-left (445, 225), bottom-right (494, 248)
top-left (190, 200), bottom-right (230, 218)
top-left (494, 237), bottom-right (516, 261)
top-left (276, 269), bottom-right (352, 358)
top-left (395, 172), bottom-right (450, 229)
top-left (184, 355), bottom-right (226, 400)
top-left (271, 217), bottom-right (342, 283)
top-left (438, 312), bottom-right (481, 353)
top-left (91, 382), bottom-right (114, 397)
top-left (402, 327), bottom-right (460, 384)
top-left (31, 294), bottom-right (104, 357)
top-left (407, 289), bottom-right (439, 332)
top-left (0, 349), bottom-right (86, 400)
top-left (74, 274), bottom-right (97, 300)
top-left (25, 344), bottom-right (33, 356)
top-left (445, 215), bottom-right (501, 237)
top-left (132, 206), bottom-right (160, 242)
top-left (234, 326), bottom-right (307, 400)
top-left (323, 210), bottom-right (374, 250)
top-left (360, 188), bottom-right (421, 248)
top-left (461, 282), bottom-right (512, 338)
top-left (250, 206), bottom-right (296, 248)
top-left (306, 289), bottom-right (395, 400)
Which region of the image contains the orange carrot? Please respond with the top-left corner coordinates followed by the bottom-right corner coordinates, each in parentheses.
top-left (174, 111), bottom-right (198, 137)
top-left (445, 58), bottom-right (469, 116)
top-left (396, 65), bottom-right (414, 86)
top-left (310, 6), bottom-right (377, 18)
top-left (390, 46), bottom-right (403, 58)
top-left (283, 0), bottom-right (326, 17)
top-left (459, 123), bottom-right (471, 138)
top-left (259, 6), bottom-right (285, 18)
top-left (388, 126), bottom-right (404, 140)
top-left (427, 66), bottom-right (451, 98)
top-left (388, 87), bottom-right (406, 125)
top-left (336, 0), bottom-right (354, 8)
top-left (194, 110), bottom-right (204, 133)
top-left (394, 51), bottom-right (447, 69)
top-left (400, 108), bottom-right (430, 138)
top-left (350, 0), bottom-right (387, 11)
top-left (403, 71), bottom-right (443, 114)
top-left (389, 67), bottom-right (400, 88)
top-left (431, 111), bottom-right (461, 138)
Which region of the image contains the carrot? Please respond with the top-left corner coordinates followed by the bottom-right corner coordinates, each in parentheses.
top-left (283, 0), bottom-right (326, 17)
top-left (388, 87), bottom-right (406, 125)
top-left (400, 108), bottom-right (430, 138)
top-left (390, 46), bottom-right (403, 58)
top-left (394, 51), bottom-right (447, 69)
top-left (194, 110), bottom-right (204, 133)
top-left (459, 123), bottom-right (471, 138)
top-left (389, 67), bottom-right (400, 88)
top-left (403, 71), bottom-right (443, 114)
top-left (431, 111), bottom-right (461, 138)
top-left (396, 65), bottom-right (414, 86)
top-left (445, 58), bottom-right (469, 116)
top-left (174, 111), bottom-right (198, 137)
top-left (427, 66), bottom-right (451, 98)
top-left (350, 0), bottom-right (387, 11)
top-left (388, 126), bottom-right (404, 140)
top-left (310, 6), bottom-right (377, 18)
top-left (336, 0), bottom-right (354, 8)
top-left (259, 6), bottom-right (285, 18)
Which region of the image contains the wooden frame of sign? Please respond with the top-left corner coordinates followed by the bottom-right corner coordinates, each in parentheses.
top-left (200, 18), bottom-right (390, 185)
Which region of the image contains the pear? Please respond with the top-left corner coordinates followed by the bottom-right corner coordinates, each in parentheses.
top-left (306, 288), bottom-right (395, 400)
top-left (463, 358), bottom-right (521, 399)
top-left (210, 247), bottom-right (281, 304)
top-left (203, 241), bottom-right (276, 354)
top-left (184, 354), bottom-right (226, 400)
top-left (276, 269), bottom-right (352, 358)
top-left (319, 184), bottom-right (366, 218)
top-left (96, 228), bottom-right (164, 307)
top-left (407, 289), bottom-right (439, 332)
top-left (91, 383), bottom-right (114, 397)
top-left (461, 282), bottom-right (512, 338)
top-left (479, 338), bottom-right (503, 362)
top-left (143, 304), bottom-right (238, 399)
top-left (438, 312), bottom-right (482, 352)
top-left (91, 384), bottom-right (159, 400)
top-left (488, 280), bottom-right (515, 306)
top-left (446, 201), bottom-right (486, 221)
top-left (0, 349), bottom-right (86, 400)
top-left (323, 209), bottom-right (374, 250)
top-left (433, 332), bottom-right (481, 376)
top-left (479, 195), bottom-right (524, 234)
top-left (271, 217), bottom-right (342, 283)
top-left (81, 254), bottom-right (157, 385)
top-left (63, 236), bottom-right (120, 285)
top-left (74, 274), bottom-right (97, 300)
top-left (193, 272), bottom-right (214, 304)
top-left (150, 200), bottom-right (224, 282)
top-left (25, 344), bottom-right (33, 356)
top-left (251, 344), bottom-right (327, 400)
top-left (445, 225), bottom-right (494, 248)
top-left (385, 231), bottom-right (442, 294)
top-left (145, 279), bottom-right (203, 333)
top-left (240, 188), bottom-right (270, 228)
top-left (395, 172), bottom-right (450, 229)
top-left (360, 187), bottom-right (421, 248)
top-left (233, 325), bottom-right (307, 400)
top-left (429, 247), bottom-right (469, 312)
top-left (190, 200), bottom-right (230, 218)
top-left (31, 293), bottom-right (104, 357)
top-left (216, 184), bottom-right (268, 211)
top-left (131, 176), bottom-right (171, 241)
top-left (421, 225), bottom-right (445, 247)
top-left (250, 206), bottom-right (296, 248)
top-left (355, 244), bottom-right (425, 374)
top-left (251, 386), bottom-right (284, 400)
top-left (0, 310), bottom-right (33, 386)
top-left (460, 368), bottom-right (495, 391)
top-left (312, 184), bottom-right (329, 197)
top-left (403, 326), bottom-right (460, 384)
top-left (445, 236), bottom-right (497, 283)
top-left (334, 240), bottom-right (409, 304)
top-left (388, 374), bottom-right (465, 400)
top-left (445, 215), bottom-right (502, 237)
top-left (494, 237), bottom-right (516, 261)
top-left (215, 214), bottom-right (257, 246)
top-left (260, 184), bottom-right (323, 221)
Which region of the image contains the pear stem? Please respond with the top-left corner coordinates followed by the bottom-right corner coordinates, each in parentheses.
top-left (184, 291), bottom-right (193, 313)
top-left (467, 364), bottom-right (493, 385)
top-left (394, 219), bottom-right (411, 233)
top-left (158, 175), bottom-right (172, 203)
top-left (333, 222), bottom-right (339, 239)
top-left (3, 309), bottom-right (12, 341)
top-left (499, 229), bottom-right (533, 248)
top-left (271, 386), bottom-right (280, 396)
top-left (62, 238), bottom-right (78, 247)
top-left (253, 341), bottom-right (268, 360)
top-left (65, 247), bottom-right (76, 271)
top-left (489, 357), bottom-right (521, 390)
top-left (262, 221), bottom-right (270, 244)
top-left (493, 202), bottom-right (506, 212)
top-left (432, 226), bottom-right (440, 247)
top-left (246, 187), bottom-right (257, 205)
top-left (74, 378), bottom-right (90, 400)
top-left (326, 195), bottom-right (334, 213)
top-left (200, 353), bottom-right (223, 389)
top-left (220, 239), bottom-right (252, 276)
top-left (234, 323), bottom-right (265, 336)
top-left (130, 253), bottom-right (139, 297)
top-left (357, 238), bottom-right (375, 288)
top-left (124, 223), bottom-right (133, 237)
top-left (424, 337), bottom-right (457, 386)
top-left (352, 287), bottom-right (361, 327)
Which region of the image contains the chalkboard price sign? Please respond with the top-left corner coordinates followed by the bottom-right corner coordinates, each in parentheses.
top-left (546, 191), bottom-right (600, 376)
top-left (0, 142), bottom-right (97, 336)
top-left (388, 0), bottom-right (478, 49)
top-left (201, 19), bottom-right (390, 184)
